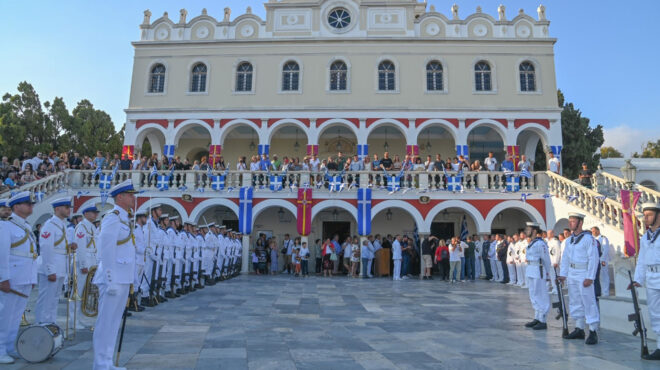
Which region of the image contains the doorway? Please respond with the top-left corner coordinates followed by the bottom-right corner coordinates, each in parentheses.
top-left (431, 222), bottom-right (454, 240)
top-left (322, 221), bottom-right (351, 242)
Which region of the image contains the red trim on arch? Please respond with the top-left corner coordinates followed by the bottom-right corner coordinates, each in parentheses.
top-left (136, 119), bottom-right (168, 130)
top-left (465, 119), bottom-right (508, 128)
top-left (514, 119), bottom-right (550, 129)
top-left (316, 118), bottom-right (360, 129)
top-left (220, 119), bottom-right (262, 128)
top-left (173, 119), bottom-right (214, 128)
top-left (267, 119), bottom-right (311, 128)
top-left (366, 119), bottom-right (409, 128)
top-left (267, 119), bottom-right (280, 128)
top-left (415, 118), bottom-right (459, 128)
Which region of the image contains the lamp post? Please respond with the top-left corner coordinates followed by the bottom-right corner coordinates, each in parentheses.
top-left (620, 159), bottom-right (637, 190)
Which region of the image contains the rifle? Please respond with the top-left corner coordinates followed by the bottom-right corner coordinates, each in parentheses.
top-left (551, 267), bottom-right (569, 338)
top-left (627, 270), bottom-right (650, 358)
top-left (148, 254), bottom-right (159, 304)
top-left (170, 248), bottom-right (177, 294)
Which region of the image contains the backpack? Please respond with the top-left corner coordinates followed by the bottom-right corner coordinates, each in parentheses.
top-left (440, 248), bottom-right (449, 260)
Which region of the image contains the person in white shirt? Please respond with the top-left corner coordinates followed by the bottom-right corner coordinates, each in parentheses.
top-left (507, 235), bottom-right (518, 285)
top-left (473, 235), bottom-right (483, 279)
top-left (309, 155), bottom-right (320, 172)
top-left (547, 230), bottom-right (562, 293)
top-left (488, 236), bottom-right (500, 282)
top-left (71, 206), bottom-right (100, 326)
top-left (484, 152), bottom-right (498, 171)
top-left (518, 232), bottom-right (529, 288)
top-left (392, 235), bottom-right (403, 281)
top-left (591, 227), bottom-right (611, 297)
top-left (547, 152), bottom-right (561, 174)
top-left (449, 237), bottom-right (463, 283)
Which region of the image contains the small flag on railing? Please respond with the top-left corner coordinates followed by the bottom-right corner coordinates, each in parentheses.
top-left (520, 193), bottom-right (532, 203)
top-left (329, 176), bottom-right (343, 192)
top-left (542, 193), bottom-right (553, 199)
top-left (211, 175), bottom-right (226, 191)
top-left (111, 164), bottom-right (119, 179)
top-left (93, 166), bottom-right (102, 178)
top-left (447, 176), bottom-right (462, 192)
top-left (150, 165), bottom-right (158, 180)
top-left (475, 187), bottom-right (484, 193)
top-left (157, 175), bottom-right (169, 191)
top-left (100, 191), bottom-right (109, 208)
top-left (567, 195), bottom-right (578, 203)
top-left (99, 174), bottom-right (112, 190)
top-left (76, 191), bottom-right (90, 199)
top-left (506, 176), bottom-right (520, 192)
top-left (595, 195), bottom-right (607, 202)
top-left (197, 187), bottom-right (205, 193)
top-left (35, 191), bottom-right (45, 202)
top-left (387, 175), bottom-right (400, 193)
top-left (178, 185), bottom-right (188, 191)
top-left (269, 175), bottom-right (283, 191)
top-left (520, 168), bottom-right (533, 179)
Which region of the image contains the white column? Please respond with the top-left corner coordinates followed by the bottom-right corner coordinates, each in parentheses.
top-left (241, 234), bottom-right (250, 274)
top-left (418, 233), bottom-right (429, 280)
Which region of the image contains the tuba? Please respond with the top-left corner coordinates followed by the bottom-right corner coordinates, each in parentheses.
top-left (81, 265), bottom-right (99, 317)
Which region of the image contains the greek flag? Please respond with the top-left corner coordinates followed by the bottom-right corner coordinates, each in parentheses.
top-left (447, 176), bottom-right (462, 192)
top-left (387, 175), bottom-right (400, 192)
top-left (456, 145), bottom-right (469, 159)
top-left (35, 191), bottom-right (45, 202)
top-left (542, 193), bottom-right (554, 199)
top-left (269, 175), bottom-right (283, 191)
top-left (100, 191), bottom-right (109, 208)
top-left (99, 174), bottom-right (112, 190)
top-left (568, 195), bottom-right (578, 203)
top-left (550, 145), bottom-right (562, 159)
top-left (211, 175), bottom-right (226, 191)
top-left (93, 166), bottom-right (102, 178)
top-left (76, 191), bottom-right (90, 199)
top-left (111, 164), bottom-right (119, 179)
top-left (157, 175), bottom-right (169, 191)
top-left (150, 165), bottom-right (158, 180)
top-left (239, 187), bottom-right (253, 234)
top-left (520, 193), bottom-right (532, 203)
top-left (197, 187), bottom-right (205, 193)
top-left (357, 144), bottom-right (368, 159)
top-left (520, 168), bottom-right (533, 179)
top-left (163, 145), bottom-right (175, 159)
top-left (357, 188), bottom-right (372, 236)
top-left (459, 215), bottom-right (469, 241)
top-left (178, 185), bottom-right (188, 191)
top-left (329, 176), bottom-right (343, 192)
top-left (506, 176), bottom-right (520, 192)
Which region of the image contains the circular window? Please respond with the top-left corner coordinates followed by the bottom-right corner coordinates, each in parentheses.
top-left (328, 8), bottom-right (351, 30)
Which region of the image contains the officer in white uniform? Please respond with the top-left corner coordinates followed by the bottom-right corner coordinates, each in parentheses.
top-left (518, 231), bottom-right (529, 288)
top-left (392, 235), bottom-right (402, 281)
top-left (558, 212), bottom-right (600, 345)
top-left (591, 226), bottom-right (611, 297)
top-left (0, 192), bottom-right (37, 364)
top-left (631, 202), bottom-right (660, 360)
top-left (141, 204), bottom-right (161, 306)
top-left (514, 236), bottom-right (525, 286)
top-left (547, 230), bottom-right (562, 294)
top-left (523, 222), bottom-right (555, 330)
top-left (71, 205), bottom-right (99, 327)
top-left (130, 210), bottom-right (146, 312)
top-left (37, 197), bottom-right (76, 325)
top-left (236, 232), bottom-right (243, 274)
top-left (217, 226), bottom-right (227, 279)
top-left (0, 199), bottom-right (11, 220)
top-left (173, 218), bottom-right (185, 294)
top-left (92, 179), bottom-right (137, 370)
top-left (506, 235), bottom-right (517, 285)
top-left (488, 237), bottom-right (500, 282)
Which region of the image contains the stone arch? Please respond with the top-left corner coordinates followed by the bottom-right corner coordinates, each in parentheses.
top-left (251, 199), bottom-right (297, 225)
top-left (267, 119), bottom-right (311, 143)
top-left (135, 124), bottom-right (168, 156)
top-left (173, 119), bottom-right (214, 144)
top-left (371, 200), bottom-right (426, 231)
top-left (316, 119), bottom-right (360, 144)
top-left (484, 200), bottom-right (546, 232)
top-left (219, 119), bottom-right (261, 145)
top-left (366, 119), bottom-right (408, 139)
top-left (414, 119), bottom-right (458, 143)
top-left (423, 200), bottom-right (487, 233)
top-left (311, 200), bottom-right (358, 222)
top-left (136, 197), bottom-right (189, 220)
top-left (515, 124), bottom-right (550, 164)
top-left (188, 198), bottom-right (239, 224)
top-left (465, 119), bottom-right (507, 144)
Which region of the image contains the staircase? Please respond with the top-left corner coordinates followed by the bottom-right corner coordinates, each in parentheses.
top-left (547, 170), bottom-right (658, 342)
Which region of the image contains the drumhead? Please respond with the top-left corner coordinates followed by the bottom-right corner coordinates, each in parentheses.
top-left (16, 325), bottom-right (57, 363)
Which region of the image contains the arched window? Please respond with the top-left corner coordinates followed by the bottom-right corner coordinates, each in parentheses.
top-left (378, 61), bottom-right (395, 91)
top-left (236, 62), bottom-right (253, 92)
top-left (282, 61), bottom-right (300, 91)
top-left (426, 61), bottom-right (443, 91)
top-left (329, 61), bottom-right (348, 91)
top-left (474, 61), bottom-right (491, 91)
top-left (519, 62), bottom-right (536, 92)
top-left (149, 64), bottom-right (166, 93)
top-left (190, 63), bottom-right (207, 92)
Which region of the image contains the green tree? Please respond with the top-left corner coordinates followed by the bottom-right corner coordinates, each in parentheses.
top-left (67, 99), bottom-right (123, 156)
top-left (0, 82), bottom-right (57, 158)
top-left (633, 139), bottom-right (660, 158)
top-left (557, 90), bottom-right (604, 179)
top-left (600, 146), bottom-right (623, 159)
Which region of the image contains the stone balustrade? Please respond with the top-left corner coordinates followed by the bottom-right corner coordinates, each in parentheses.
top-left (599, 171), bottom-right (660, 213)
top-left (0, 171), bottom-right (69, 200)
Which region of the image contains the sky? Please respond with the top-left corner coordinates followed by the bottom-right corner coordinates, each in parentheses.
top-left (1, 0), bottom-right (658, 157)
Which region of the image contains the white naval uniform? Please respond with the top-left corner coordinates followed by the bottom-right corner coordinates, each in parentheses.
top-left (159, 227), bottom-right (170, 291)
top-left (165, 227), bottom-right (177, 292)
top-left (0, 214), bottom-right (38, 356)
top-left (36, 216), bottom-right (69, 324)
top-left (173, 230), bottom-right (185, 288)
top-left (526, 237), bottom-right (555, 323)
top-left (92, 206), bottom-right (136, 370)
top-left (195, 234), bottom-right (204, 283)
top-left (71, 219), bottom-right (98, 325)
top-left (633, 228), bottom-right (660, 350)
top-left (515, 241), bottom-right (525, 286)
top-left (506, 242), bottom-right (517, 284)
top-left (519, 239), bottom-right (529, 287)
top-left (184, 232), bottom-right (193, 286)
top-left (203, 232), bottom-right (214, 276)
top-left (141, 218), bottom-right (160, 298)
top-left (559, 231), bottom-right (600, 331)
top-left (548, 238), bottom-right (562, 268)
top-left (392, 240), bottom-right (402, 280)
top-left (596, 234), bottom-right (611, 296)
top-left (218, 234), bottom-right (227, 276)
top-left (474, 241), bottom-right (483, 278)
top-left (133, 224), bottom-right (146, 292)
top-left (488, 241), bottom-right (500, 281)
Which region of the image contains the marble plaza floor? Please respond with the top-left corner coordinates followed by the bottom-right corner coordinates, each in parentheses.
top-left (10, 274), bottom-right (658, 370)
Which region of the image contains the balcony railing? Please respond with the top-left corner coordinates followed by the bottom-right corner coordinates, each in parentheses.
top-left (69, 169), bottom-right (549, 194)
top-left (598, 171), bottom-right (660, 214)
top-left (0, 171), bottom-right (69, 200)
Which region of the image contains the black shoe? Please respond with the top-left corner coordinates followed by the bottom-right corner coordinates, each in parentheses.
top-left (176, 289), bottom-right (183, 295)
top-left (125, 312), bottom-right (132, 317)
top-left (137, 305), bottom-right (145, 312)
top-left (428, 276), bottom-right (433, 280)
top-left (165, 292), bottom-right (175, 299)
top-left (159, 296), bottom-right (168, 302)
top-left (565, 328), bottom-right (585, 340)
top-left (532, 322), bottom-right (547, 330)
top-left (585, 330), bottom-right (598, 345)
top-left (643, 349), bottom-right (660, 360)
top-left (195, 284), bottom-right (203, 289)
top-left (141, 297), bottom-right (153, 307)
top-left (524, 319), bottom-right (540, 328)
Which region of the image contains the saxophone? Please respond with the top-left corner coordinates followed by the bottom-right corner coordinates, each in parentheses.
top-left (81, 265), bottom-right (99, 317)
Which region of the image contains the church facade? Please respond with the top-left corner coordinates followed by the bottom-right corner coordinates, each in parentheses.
top-left (109, 0), bottom-right (562, 254)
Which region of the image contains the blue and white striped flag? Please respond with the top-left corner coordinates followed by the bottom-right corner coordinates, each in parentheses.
top-left (520, 168), bottom-right (533, 179)
top-left (520, 193), bottom-right (532, 203)
top-left (76, 191), bottom-right (90, 199)
top-left (150, 165), bottom-right (158, 181)
top-left (329, 176), bottom-right (343, 192)
top-left (568, 195), bottom-right (578, 203)
top-left (100, 191), bottom-right (109, 208)
top-left (459, 215), bottom-right (469, 241)
top-left (387, 175), bottom-right (400, 193)
top-left (93, 166), bottom-right (102, 178)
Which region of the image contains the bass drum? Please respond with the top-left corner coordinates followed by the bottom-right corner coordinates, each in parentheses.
top-left (16, 323), bottom-right (63, 363)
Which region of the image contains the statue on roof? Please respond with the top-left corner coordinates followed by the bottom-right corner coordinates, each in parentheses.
top-left (451, 4), bottom-right (459, 20)
top-left (143, 9), bottom-right (152, 25)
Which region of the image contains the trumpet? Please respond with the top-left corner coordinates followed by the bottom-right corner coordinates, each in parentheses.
top-left (81, 265), bottom-right (99, 317)
top-left (65, 248), bottom-right (81, 340)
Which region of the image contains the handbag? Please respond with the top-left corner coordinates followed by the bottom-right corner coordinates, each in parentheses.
top-left (330, 253), bottom-right (338, 261)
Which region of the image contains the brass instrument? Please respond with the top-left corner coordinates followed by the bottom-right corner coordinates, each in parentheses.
top-left (65, 248), bottom-right (81, 340)
top-left (81, 265), bottom-right (99, 317)
top-left (21, 310), bottom-right (31, 326)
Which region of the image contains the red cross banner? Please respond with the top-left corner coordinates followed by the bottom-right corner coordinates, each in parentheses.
top-left (209, 145), bottom-right (222, 167)
top-left (122, 145), bottom-right (135, 160)
top-left (297, 188), bottom-right (312, 236)
top-left (621, 189), bottom-right (641, 257)
top-left (507, 145), bottom-right (521, 170)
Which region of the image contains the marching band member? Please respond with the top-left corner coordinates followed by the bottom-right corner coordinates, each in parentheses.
top-left (71, 205), bottom-right (100, 327)
top-left (195, 225), bottom-right (205, 288)
top-left (523, 222), bottom-right (555, 330)
top-left (173, 217), bottom-right (185, 295)
top-left (92, 179), bottom-right (137, 370)
top-left (36, 197), bottom-right (76, 325)
top-left (0, 192), bottom-right (37, 364)
top-left (558, 212), bottom-right (600, 345)
top-left (158, 214), bottom-right (170, 300)
top-left (142, 204), bottom-right (162, 307)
